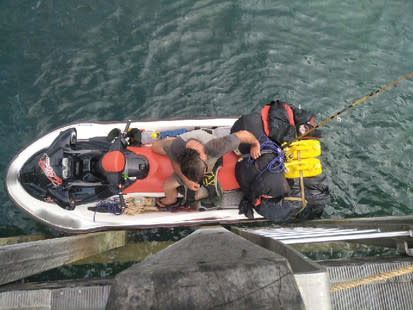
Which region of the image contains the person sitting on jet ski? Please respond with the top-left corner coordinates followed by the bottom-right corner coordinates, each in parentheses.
top-left (152, 129), bottom-right (261, 208)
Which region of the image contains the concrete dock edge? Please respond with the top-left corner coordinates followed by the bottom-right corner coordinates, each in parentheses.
top-left (106, 227), bottom-right (305, 309)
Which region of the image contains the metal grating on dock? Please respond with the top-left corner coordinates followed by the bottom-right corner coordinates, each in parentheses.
top-left (0, 285), bottom-right (111, 310)
top-left (244, 226), bottom-right (413, 309)
top-left (247, 227), bottom-right (412, 244)
top-left (324, 260), bottom-right (413, 310)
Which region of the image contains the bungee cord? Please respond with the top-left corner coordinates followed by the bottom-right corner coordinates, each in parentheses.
top-left (248, 135), bottom-right (285, 180)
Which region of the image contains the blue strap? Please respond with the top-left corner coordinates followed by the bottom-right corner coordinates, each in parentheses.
top-left (93, 198), bottom-right (122, 222)
top-left (248, 135), bottom-right (285, 180)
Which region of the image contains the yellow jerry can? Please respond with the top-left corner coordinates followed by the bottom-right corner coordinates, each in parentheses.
top-left (284, 158), bottom-right (322, 179)
top-left (283, 139), bottom-right (321, 161)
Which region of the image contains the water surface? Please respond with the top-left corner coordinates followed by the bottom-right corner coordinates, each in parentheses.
top-left (1, 0), bottom-right (412, 236)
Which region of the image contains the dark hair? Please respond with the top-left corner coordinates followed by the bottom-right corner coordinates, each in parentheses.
top-left (178, 148), bottom-right (205, 183)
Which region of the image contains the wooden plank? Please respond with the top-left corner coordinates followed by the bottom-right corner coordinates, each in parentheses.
top-left (0, 231), bottom-right (127, 286)
top-left (0, 234), bottom-right (46, 246)
top-left (73, 241), bottom-right (174, 265)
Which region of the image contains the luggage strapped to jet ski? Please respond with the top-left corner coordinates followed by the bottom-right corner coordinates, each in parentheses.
top-left (232, 100), bottom-right (329, 222)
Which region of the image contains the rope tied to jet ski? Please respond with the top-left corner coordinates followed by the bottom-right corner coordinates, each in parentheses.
top-left (287, 71), bottom-right (413, 146)
top-left (248, 135), bottom-right (285, 180)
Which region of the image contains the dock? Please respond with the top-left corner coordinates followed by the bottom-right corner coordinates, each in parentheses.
top-left (1, 215), bottom-right (413, 309)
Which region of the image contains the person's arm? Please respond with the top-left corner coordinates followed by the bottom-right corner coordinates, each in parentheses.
top-left (171, 161), bottom-right (201, 191)
top-left (151, 137), bottom-right (174, 155)
top-left (233, 130), bottom-right (261, 159)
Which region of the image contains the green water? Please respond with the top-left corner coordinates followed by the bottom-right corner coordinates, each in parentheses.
top-left (1, 0), bottom-right (413, 238)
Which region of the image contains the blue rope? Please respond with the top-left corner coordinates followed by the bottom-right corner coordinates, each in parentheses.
top-left (248, 135), bottom-right (285, 180)
top-left (93, 198), bottom-right (122, 222)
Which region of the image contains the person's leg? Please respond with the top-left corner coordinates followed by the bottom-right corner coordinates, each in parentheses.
top-left (158, 174), bottom-right (181, 205)
top-left (194, 187), bottom-right (208, 200)
top-left (157, 174), bottom-right (208, 207)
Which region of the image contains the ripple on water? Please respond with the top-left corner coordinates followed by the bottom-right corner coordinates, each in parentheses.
top-left (1, 0), bottom-right (413, 235)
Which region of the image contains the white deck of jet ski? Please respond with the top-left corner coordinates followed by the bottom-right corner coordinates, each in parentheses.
top-left (7, 118), bottom-right (264, 233)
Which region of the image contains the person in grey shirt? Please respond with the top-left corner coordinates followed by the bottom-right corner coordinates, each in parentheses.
top-left (152, 129), bottom-right (261, 208)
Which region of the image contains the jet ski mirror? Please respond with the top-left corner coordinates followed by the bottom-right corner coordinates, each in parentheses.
top-left (108, 120), bottom-right (132, 152)
top-left (48, 128), bottom-right (77, 151)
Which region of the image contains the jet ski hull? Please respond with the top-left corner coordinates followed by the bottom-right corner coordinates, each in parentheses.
top-left (6, 118), bottom-right (266, 233)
